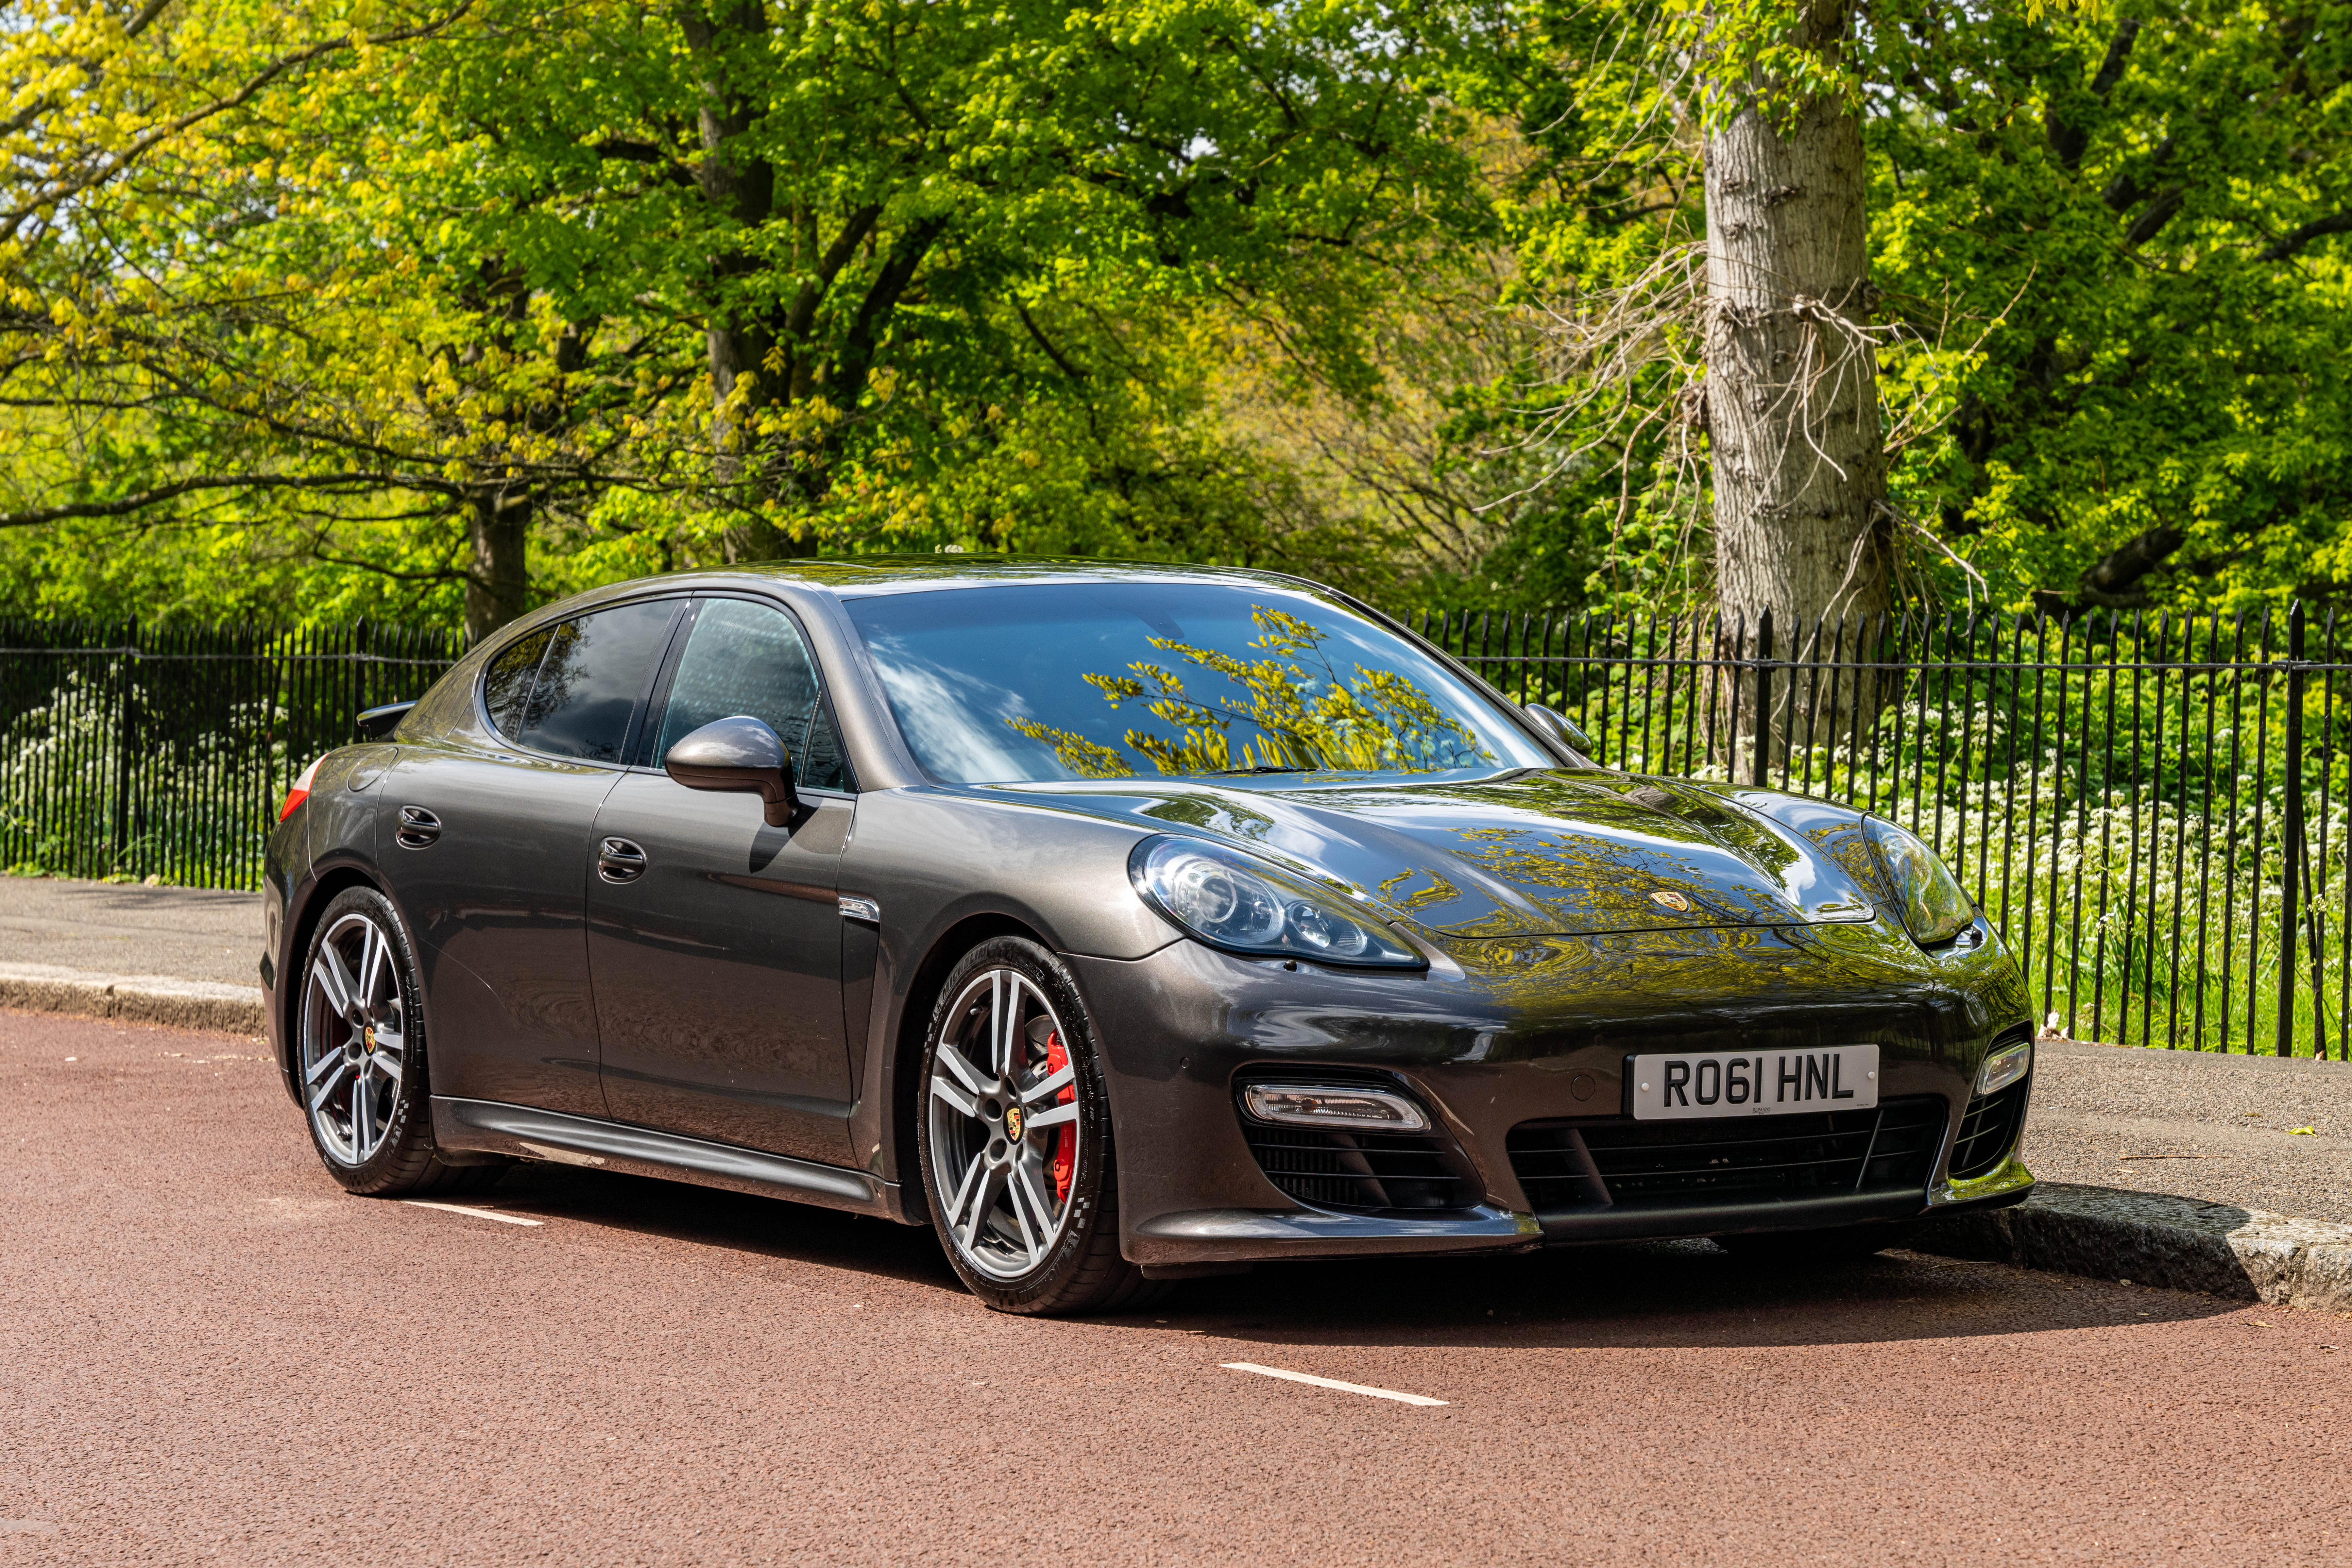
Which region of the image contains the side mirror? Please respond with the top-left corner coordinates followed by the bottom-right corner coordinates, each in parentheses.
top-left (665, 715), bottom-right (799, 827)
top-left (1524, 703), bottom-right (1595, 763)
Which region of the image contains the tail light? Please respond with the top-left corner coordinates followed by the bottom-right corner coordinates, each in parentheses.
top-left (279, 758), bottom-right (322, 822)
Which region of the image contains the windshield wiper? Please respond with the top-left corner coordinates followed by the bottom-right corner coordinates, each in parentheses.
top-left (1210, 765), bottom-right (1310, 775)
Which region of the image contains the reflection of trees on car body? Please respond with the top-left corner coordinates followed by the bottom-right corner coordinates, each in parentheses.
top-left (1008, 605), bottom-right (1491, 779)
top-left (845, 582), bottom-right (1551, 787)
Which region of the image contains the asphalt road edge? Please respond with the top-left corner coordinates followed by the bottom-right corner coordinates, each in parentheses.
top-left (0, 961), bottom-right (264, 1036)
top-left (1910, 1181), bottom-right (2352, 1313)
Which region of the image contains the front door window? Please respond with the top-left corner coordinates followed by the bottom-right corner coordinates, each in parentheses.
top-left (649, 598), bottom-right (845, 788)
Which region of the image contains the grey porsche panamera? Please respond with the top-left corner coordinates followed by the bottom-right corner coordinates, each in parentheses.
top-left (261, 558), bottom-right (2037, 1314)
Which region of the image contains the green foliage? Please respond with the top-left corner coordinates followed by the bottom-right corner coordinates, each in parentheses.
top-left (1476, 0), bottom-right (2352, 617)
top-left (0, 0), bottom-right (1514, 628)
top-left (1863, 0), bottom-right (2352, 614)
top-left (0, 667), bottom-right (281, 885)
top-left (3, 2), bottom-right (2344, 624)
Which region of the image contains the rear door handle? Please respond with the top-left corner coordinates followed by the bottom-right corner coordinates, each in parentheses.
top-left (395, 806), bottom-right (441, 849)
top-left (597, 837), bottom-right (648, 884)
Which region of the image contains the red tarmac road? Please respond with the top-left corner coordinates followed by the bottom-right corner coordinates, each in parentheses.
top-left (3, 1009), bottom-right (2349, 1567)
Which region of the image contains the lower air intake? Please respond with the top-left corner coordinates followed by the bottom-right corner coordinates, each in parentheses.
top-left (1949, 1077), bottom-right (2029, 1180)
top-left (1238, 1113), bottom-right (1480, 1215)
top-left (1509, 1096), bottom-right (1948, 1213)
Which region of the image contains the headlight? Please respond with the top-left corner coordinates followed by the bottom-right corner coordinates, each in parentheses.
top-left (1130, 836), bottom-right (1426, 969)
top-left (1864, 816), bottom-right (1976, 946)
top-left (1977, 1038), bottom-right (2032, 1096)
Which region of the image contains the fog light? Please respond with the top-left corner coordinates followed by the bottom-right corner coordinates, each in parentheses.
top-left (1241, 1083), bottom-right (1431, 1134)
top-left (1977, 1039), bottom-right (2032, 1096)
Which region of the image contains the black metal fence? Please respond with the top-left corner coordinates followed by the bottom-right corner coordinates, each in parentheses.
top-left (8, 606), bottom-right (2350, 1059)
top-left (1417, 604), bottom-right (2352, 1060)
top-left (0, 620), bottom-right (464, 891)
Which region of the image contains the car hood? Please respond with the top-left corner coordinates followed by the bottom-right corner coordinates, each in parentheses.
top-left (976, 769), bottom-right (1880, 939)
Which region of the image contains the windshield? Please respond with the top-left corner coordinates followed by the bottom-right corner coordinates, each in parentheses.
top-left (844, 581), bottom-right (1552, 785)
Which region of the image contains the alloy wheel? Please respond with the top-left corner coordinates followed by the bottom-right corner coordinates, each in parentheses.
top-left (925, 967), bottom-right (1083, 1281)
top-left (298, 910), bottom-right (409, 1166)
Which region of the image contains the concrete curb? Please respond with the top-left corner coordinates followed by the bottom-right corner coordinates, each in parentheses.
top-left (0, 962), bottom-right (264, 1036)
top-left (1912, 1181), bottom-right (2352, 1314)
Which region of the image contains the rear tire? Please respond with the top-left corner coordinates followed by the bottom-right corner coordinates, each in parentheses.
top-left (914, 937), bottom-right (1166, 1316)
top-left (295, 886), bottom-right (506, 1198)
top-left (1713, 1223), bottom-right (1913, 1265)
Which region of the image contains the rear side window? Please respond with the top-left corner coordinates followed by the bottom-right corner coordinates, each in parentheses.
top-left (482, 628), bottom-right (551, 740)
top-left (652, 598), bottom-right (846, 791)
top-left (484, 600), bottom-right (681, 762)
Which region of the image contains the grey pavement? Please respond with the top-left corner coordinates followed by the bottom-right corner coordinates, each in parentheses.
top-left (0, 873), bottom-right (261, 987)
top-left (2021, 1039), bottom-right (2352, 1224)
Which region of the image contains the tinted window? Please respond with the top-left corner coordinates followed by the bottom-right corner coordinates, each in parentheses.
top-left (653, 598), bottom-right (845, 791)
top-left (482, 628), bottom-right (551, 741)
top-left (842, 581), bottom-right (1551, 785)
top-left (515, 600), bottom-right (682, 762)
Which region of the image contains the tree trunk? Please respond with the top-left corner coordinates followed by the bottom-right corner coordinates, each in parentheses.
top-left (465, 490), bottom-right (531, 642)
top-left (1703, 2), bottom-right (1890, 774)
top-left (1704, 3), bottom-right (1888, 640)
top-left (680, 1), bottom-right (802, 561)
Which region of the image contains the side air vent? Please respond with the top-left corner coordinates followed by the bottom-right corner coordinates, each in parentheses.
top-left (1235, 1071), bottom-right (1481, 1215)
top-left (1949, 1028), bottom-right (2035, 1181)
top-left (1950, 1082), bottom-right (2029, 1180)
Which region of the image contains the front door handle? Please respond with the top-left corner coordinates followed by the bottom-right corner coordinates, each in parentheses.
top-left (395, 806), bottom-right (441, 849)
top-left (597, 837), bottom-right (648, 884)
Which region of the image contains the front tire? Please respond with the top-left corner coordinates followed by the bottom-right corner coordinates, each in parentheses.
top-left (914, 937), bottom-right (1162, 1315)
top-left (295, 886), bottom-right (502, 1197)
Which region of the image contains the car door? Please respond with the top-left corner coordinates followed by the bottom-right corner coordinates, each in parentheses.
top-left (379, 598), bottom-right (683, 1119)
top-left (587, 594), bottom-right (858, 1165)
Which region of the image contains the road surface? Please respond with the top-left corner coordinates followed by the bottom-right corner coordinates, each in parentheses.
top-left (2, 1008), bottom-right (2347, 1565)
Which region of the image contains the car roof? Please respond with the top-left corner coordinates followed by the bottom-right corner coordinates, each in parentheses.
top-left (722, 555), bottom-right (1320, 600)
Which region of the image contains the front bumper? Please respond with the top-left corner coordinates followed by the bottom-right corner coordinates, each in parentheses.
top-left (1073, 915), bottom-right (2036, 1268)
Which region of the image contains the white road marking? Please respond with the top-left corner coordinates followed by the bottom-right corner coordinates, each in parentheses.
top-left (1220, 1362), bottom-right (1447, 1407)
top-left (400, 1201), bottom-right (543, 1227)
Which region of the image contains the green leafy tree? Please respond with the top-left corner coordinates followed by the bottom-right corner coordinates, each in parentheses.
top-left (1482, 0), bottom-right (2352, 620)
top-left (1868, 1), bottom-right (2352, 614)
top-left (0, 0), bottom-right (1508, 633)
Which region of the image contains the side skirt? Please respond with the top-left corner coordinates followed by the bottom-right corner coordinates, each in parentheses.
top-left (432, 1096), bottom-right (915, 1223)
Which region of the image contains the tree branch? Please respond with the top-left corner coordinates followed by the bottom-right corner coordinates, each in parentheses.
top-left (589, 139), bottom-right (697, 187)
top-left (782, 203), bottom-right (884, 343)
top-left (2046, 20), bottom-right (2140, 171)
top-left (2259, 210), bottom-right (2352, 263)
top-left (301, 546), bottom-right (471, 584)
top-left (2034, 523), bottom-right (2186, 614)
top-left (1013, 299), bottom-right (1087, 381)
top-left (1, 4), bottom-right (478, 244)
top-left (0, 472), bottom-right (459, 530)
top-left (2122, 185), bottom-right (2185, 248)
top-left (2103, 134), bottom-right (2175, 213)
top-left (829, 216), bottom-right (946, 414)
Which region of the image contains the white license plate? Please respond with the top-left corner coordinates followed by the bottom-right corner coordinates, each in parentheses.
top-left (1628, 1044), bottom-right (1879, 1120)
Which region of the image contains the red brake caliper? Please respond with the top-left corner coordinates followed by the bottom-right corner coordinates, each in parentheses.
top-left (1044, 1031), bottom-right (1076, 1202)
